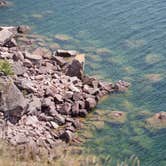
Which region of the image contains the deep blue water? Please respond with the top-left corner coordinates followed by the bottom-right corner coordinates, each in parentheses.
top-left (0, 0), bottom-right (166, 165)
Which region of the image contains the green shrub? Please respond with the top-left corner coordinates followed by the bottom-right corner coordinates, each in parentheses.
top-left (0, 60), bottom-right (14, 76)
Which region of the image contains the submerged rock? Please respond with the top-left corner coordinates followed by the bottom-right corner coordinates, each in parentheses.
top-left (0, 0), bottom-right (9, 7)
top-left (145, 112), bottom-right (166, 129)
top-left (107, 111), bottom-right (127, 124)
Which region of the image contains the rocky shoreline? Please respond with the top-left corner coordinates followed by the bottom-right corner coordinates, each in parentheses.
top-left (0, 25), bottom-right (130, 159)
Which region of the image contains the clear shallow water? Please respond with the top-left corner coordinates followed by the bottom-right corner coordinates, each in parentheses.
top-left (0, 0), bottom-right (166, 165)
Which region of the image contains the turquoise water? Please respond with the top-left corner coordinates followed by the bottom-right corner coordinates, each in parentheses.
top-left (0, 0), bottom-right (166, 165)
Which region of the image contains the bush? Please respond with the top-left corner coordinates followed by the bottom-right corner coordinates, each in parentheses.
top-left (0, 60), bottom-right (14, 76)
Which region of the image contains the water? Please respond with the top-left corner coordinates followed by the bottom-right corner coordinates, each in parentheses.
top-left (0, 0), bottom-right (166, 165)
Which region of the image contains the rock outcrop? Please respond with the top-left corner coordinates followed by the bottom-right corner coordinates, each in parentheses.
top-left (0, 25), bottom-right (130, 159)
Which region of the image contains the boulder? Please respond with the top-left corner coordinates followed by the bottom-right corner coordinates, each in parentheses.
top-left (66, 59), bottom-right (83, 79)
top-left (0, 77), bottom-right (27, 119)
top-left (56, 49), bottom-right (77, 57)
top-left (0, 29), bottom-right (14, 46)
top-left (17, 25), bottom-right (31, 34)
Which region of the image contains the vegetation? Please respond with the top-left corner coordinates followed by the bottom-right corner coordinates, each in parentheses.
top-left (0, 140), bottom-right (140, 166)
top-left (0, 60), bottom-right (14, 76)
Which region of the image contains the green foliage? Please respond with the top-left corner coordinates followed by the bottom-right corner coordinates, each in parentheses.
top-left (0, 60), bottom-right (14, 76)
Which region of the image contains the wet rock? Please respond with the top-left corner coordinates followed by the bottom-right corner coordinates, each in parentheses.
top-left (66, 59), bottom-right (83, 79)
top-left (145, 112), bottom-right (166, 129)
top-left (56, 49), bottom-right (77, 57)
top-left (107, 111), bottom-right (127, 124)
top-left (0, 77), bottom-right (27, 119)
top-left (114, 80), bottom-right (130, 92)
top-left (17, 25), bottom-right (31, 34)
top-left (0, 28), bottom-right (14, 46)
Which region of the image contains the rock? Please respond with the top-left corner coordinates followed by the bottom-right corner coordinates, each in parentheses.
top-left (14, 133), bottom-right (29, 145)
top-left (24, 115), bottom-right (39, 127)
top-left (17, 25), bottom-right (31, 34)
top-left (27, 96), bottom-right (41, 115)
top-left (32, 47), bottom-right (52, 59)
top-left (53, 56), bottom-right (66, 67)
top-left (50, 121), bottom-right (59, 129)
top-left (61, 102), bottom-right (72, 115)
top-left (56, 49), bottom-right (77, 57)
top-left (54, 94), bottom-right (63, 104)
top-left (12, 61), bottom-right (25, 76)
top-left (60, 130), bottom-right (73, 143)
top-left (85, 97), bottom-right (97, 110)
top-left (4, 38), bottom-right (17, 48)
top-left (71, 102), bottom-right (80, 116)
top-left (99, 81), bottom-right (113, 92)
top-left (74, 54), bottom-right (85, 69)
top-left (0, 77), bottom-right (27, 119)
top-left (0, 0), bottom-right (9, 7)
top-left (23, 59), bottom-right (33, 68)
top-left (0, 29), bottom-right (14, 46)
top-left (107, 111), bottom-right (127, 124)
top-left (24, 51), bottom-right (42, 61)
top-left (114, 80), bottom-right (130, 92)
top-left (68, 84), bottom-right (80, 93)
top-left (13, 51), bottom-right (24, 61)
top-left (15, 79), bottom-right (36, 93)
top-left (79, 109), bottom-right (88, 117)
top-left (65, 59), bottom-right (83, 79)
top-left (145, 112), bottom-right (166, 129)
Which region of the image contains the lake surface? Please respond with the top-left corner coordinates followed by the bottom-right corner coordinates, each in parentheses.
top-left (0, 0), bottom-right (166, 165)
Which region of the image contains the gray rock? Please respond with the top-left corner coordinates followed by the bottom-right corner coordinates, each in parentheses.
top-left (24, 51), bottom-right (42, 61)
top-left (12, 61), bottom-right (25, 76)
top-left (0, 77), bottom-right (27, 119)
top-left (0, 29), bottom-right (13, 46)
